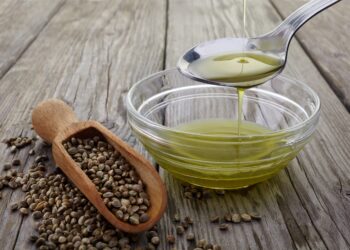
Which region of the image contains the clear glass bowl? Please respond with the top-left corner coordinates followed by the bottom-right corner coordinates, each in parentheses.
top-left (126, 69), bottom-right (320, 189)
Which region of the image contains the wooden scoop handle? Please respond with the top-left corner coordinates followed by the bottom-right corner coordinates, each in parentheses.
top-left (32, 99), bottom-right (79, 143)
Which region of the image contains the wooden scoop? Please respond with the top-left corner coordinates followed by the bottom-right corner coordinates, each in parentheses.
top-left (32, 99), bottom-right (167, 234)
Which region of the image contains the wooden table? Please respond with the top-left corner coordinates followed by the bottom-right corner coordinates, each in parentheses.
top-left (0, 0), bottom-right (349, 249)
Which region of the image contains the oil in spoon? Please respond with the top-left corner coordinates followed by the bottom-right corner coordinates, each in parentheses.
top-left (187, 52), bottom-right (283, 87)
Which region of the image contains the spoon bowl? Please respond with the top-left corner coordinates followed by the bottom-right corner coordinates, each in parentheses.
top-left (32, 99), bottom-right (167, 233)
top-left (178, 0), bottom-right (341, 87)
top-left (178, 38), bottom-right (285, 88)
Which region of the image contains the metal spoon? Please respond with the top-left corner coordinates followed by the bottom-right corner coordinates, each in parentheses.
top-left (178, 0), bottom-right (341, 88)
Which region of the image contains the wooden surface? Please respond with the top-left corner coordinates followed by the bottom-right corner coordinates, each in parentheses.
top-left (0, 0), bottom-right (64, 78)
top-left (270, 0), bottom-right (350, 111)
top-left (270, 0), bottom-right (350, 110)
top-left (0, 0), bottom-right (349, 249)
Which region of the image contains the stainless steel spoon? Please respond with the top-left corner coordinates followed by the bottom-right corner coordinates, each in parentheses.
top-left (178, 0), bottom-right (341, 88)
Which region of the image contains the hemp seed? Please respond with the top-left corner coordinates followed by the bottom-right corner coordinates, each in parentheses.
top-left (241, 213), bottom-right (252, 222)
top-left (167, 234), bottom-right (175, 244)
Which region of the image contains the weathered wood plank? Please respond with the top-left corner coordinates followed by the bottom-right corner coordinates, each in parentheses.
top-left (0, 0), bottom-right (349, 249)
top-left (269, 0), bottom-right (350, 111)
top-left (0, 0), bottom-right (64, 79)
top-left (159, 0), bottom-right (350, 249)
top-left (0, 0), bottom-right (166, 248)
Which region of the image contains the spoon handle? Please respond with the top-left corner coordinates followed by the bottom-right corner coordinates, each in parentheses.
top-left (263, 0), bottom-right (341, 52)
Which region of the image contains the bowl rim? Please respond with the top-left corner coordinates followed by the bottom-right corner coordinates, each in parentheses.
top-left (126, 68), bottom-right (320, 138)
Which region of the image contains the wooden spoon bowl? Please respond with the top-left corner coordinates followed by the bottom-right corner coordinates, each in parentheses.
top-left (32, 99), bottom-right (167, 234)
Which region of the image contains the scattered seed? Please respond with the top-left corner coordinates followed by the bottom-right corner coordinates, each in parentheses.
top-left (146, 243), bottom-right (156, 250)
top-left (34, 155), bottom-right (48, 163)
top-left (184, 191), bottom-right (193, 199)
top-left (206, 243), bottom-right (214, 249)
top-left (10, 146), bottom-right (17, 153)
top-left (184, 216), bottom-right (193, 224)
top-left (19, 207), bottom-right (29, 215)
top-left (181, 221), bottom-right (189, 230)
top-left (197, 239), bottom-right (207, 248)
top-left (241, 213), bottom-right (252, 222)
top-left (215, 190), bottom-right (225, 195)
top-left (181, 184), bottom-right (213, 200)
top-left (3, 163), bottom-right (12, 170)
top-left (28, 149), bottom-right (35, 155)
top-left (10, 203), bottom-right (18, 211)
top-left (167, 234), bottom-right (175, 244)
top-left (151, 236), bottom-right (160, 245)
top-left (3, 137), bottom-right (32, 149)
top-left (231, 213), bottom-right (241, 223)
top-left (176, 225), bottom-right (185, 235)
top-left (29, 235), bottom-right (38, 242)
top-left (219, 223), bottom-right (229, 231)
top-left (146, 231), bottom-right (158, 240)
top-left (8, 181), bottom-right (18, 189)
top-left (186, 232), bottom-right (195, 241)
top-left (224, 213), bottom-right (232, 222)
top-left (12, 159), bottom-right (21, 166)
top-left (173, 213), bottom-right (180, 222)
top-left (213, 245), bottom-right (222, 250)
top-left (249, 212), bottom-right (262, 221)
top-left (202, 189), bottom-right (211, 199)
top-left (19, 200), bottom-right (28, 208)
top-left (210, 216), bottom-right (220, 223)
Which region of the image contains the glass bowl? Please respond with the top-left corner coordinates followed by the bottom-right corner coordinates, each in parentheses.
top-left (126, 69), bottom-right (320, 189)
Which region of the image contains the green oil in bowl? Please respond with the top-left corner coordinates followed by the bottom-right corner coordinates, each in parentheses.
top-left (135, 119), bottom-right (303, 189)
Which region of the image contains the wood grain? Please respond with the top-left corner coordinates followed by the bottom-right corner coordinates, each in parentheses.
top-left (0, 0), bottom-right (64, 79)
top-left (158, 0), bottom-right (350, 249)
top-left (0, 0), bottom-right (166, 248)
top-left (269, 0), bottom-right (350, 111)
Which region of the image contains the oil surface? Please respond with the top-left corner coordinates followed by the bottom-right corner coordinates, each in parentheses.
top-left (188, 52), bottom-right (283, 87)
top-left (137, 119), bottom-right (299, 189)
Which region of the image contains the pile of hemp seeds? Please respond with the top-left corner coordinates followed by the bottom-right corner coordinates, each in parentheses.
top-left (63, 136), bottom-right (150, 225)
top-left (0, 134), bottom-right (261, 250)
